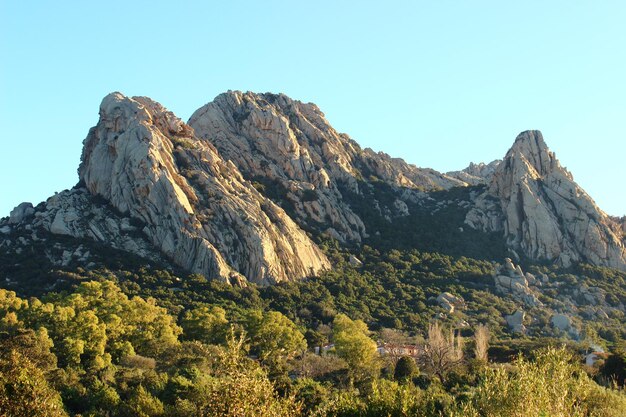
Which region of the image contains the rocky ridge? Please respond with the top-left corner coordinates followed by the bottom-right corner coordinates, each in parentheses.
top-left (189, 91), bottom-right (466, 242)
top-left (79, 93), bottom-right (330, 285)
top-left (2, 93), bottom-right (625, 292)
top-left (2, 93), bottom-right (330, 286)
top-left (447, 160), bottom-right (501, 186)
top-left (3, 189), bottom-right (161, 264)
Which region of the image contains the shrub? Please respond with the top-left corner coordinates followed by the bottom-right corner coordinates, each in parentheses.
top-left (458, 346), bottom-right (626, 417)
top-left (393, 356), bottom-right (419, 382)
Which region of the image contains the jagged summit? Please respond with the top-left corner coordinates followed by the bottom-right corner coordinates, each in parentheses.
top-left (10, 92), bottom-right (330, 285)
top-left (501, 130), bottom-right (567, 179)
top-left (1, 92), bottom-right (624, 289)
top-left (468, 130), bottom-right (625, 270)
top-left (447, 160), bottom-right (501, 185)
top-left (189, 90), bottom-right (464, 242)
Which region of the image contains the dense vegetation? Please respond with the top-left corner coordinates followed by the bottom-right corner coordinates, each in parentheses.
top-left (2, 236), bottom-right (626, 415)
top-left (2, 178), bottom-right (626, 415)
top-left (2, 278), bottom-right (626, 416)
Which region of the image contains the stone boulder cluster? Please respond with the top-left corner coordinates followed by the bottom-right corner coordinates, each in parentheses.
top-left (505, 310), bottom-right (526, 334)
top-left (493, 256), bottom-right (623, 338)
top-left (435, 292), bottom-right (465, 314)
top-left (493, 258), bottom-right (543, 307)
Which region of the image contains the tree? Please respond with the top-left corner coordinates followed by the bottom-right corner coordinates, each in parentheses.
top-left (601, 347), bottom-right (626, 387)
top-left (0, 350), bottom-right (67, 417)
top-left (418, 322), bottom-right (463, 383)
top-left (332, 313), bottom-right (380, 386)
top-left (245, 310), bottom-right (307, 362)
top-left (394, 356), bottom-right (419, 382)
top-left (123, 385), bottom-right (164, 417)
top-left (460, 347), bottom-right (626, 417)
top-left (176, 332), bottom-right (303, 417)
top-left (473, 324), bottom-right (490, 363)
top-left (180, 305), bottom-right (229, 345)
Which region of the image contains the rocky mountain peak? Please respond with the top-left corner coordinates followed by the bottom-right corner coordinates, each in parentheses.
top-left (467, 130), bottom-right (625, 270)
top-left (75, 92), bottom-right (330, 285)
top-left (189, 91), bottom-right (465, 242)
top-left (447, 160), bottom-right (501, 185)
top-left (502, 130), bottom-right (569, 180)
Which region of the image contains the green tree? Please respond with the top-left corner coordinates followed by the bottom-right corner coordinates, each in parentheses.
top-left (0, 350), bottom-right (67, 417)
top-left (123, 385), bottom-right (164, 417)
top-left (180, 304), bottom-right (229, 345)
top-left (246, 310), bottom-right (307, 362)
top-left (175, 333), bottom-right (302, 417)
top-left (394, 356), bottom-right (419, 382)
top-left (601, 347), bottom-right (626, 387)
top-left (332, 313), bottom-right (380, 386)
top-left (459, 346), bottom-right (626, 417)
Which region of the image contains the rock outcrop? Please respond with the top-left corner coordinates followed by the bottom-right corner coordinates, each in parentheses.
top-left (76, 93), bottom-right (329, 285)
top-left (3, 92), bottom-right (625, 290)
top-left (493, 258), bottom-right (542, 307)
top-left (5, 189), bottom-right (163, 264)
top-left (189, 91), bottom-right (466, 242)
top-left (505, 309), bottom-right (526, 333)
top-left (436, 292), bottom-right (464, 314)
top-left (447, 160), bottom-right (501, 186)
top-left (466, 131), bottom-right (626, 270)
top-left (9, 203), bottom-right (35, 224)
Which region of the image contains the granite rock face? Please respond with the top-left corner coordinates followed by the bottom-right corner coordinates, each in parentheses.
top-left (466, 131), bottom-right (626, 270)
top-left (189, 91), bottom-right (466, 242)
top-left (3, 92), bottom-right (625, 289)
top-left (8, 188), bottom-right (163, 263)
top-left (78, 93), bottom-right (329, 285)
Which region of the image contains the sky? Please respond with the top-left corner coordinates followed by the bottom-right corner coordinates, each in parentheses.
top-left (1, 1), bottom-right (624, 217)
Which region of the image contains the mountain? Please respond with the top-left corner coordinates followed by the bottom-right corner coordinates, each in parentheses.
top-left (188, 91), bottom-right (465, 242)
top-left (1, 92), bottom-right (625, 292)
top-left (2, 93), bottom-right (329, 286)
top-left (466, 130), bottom-right (625, 270)
top-left (3, 91), bottom-right (626, 417)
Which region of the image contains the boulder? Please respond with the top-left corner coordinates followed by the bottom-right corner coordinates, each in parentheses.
top-left (505, 310), bottom-right (526, 333)
top-left (551, 314), bottom-right (571, 331)
top-left (439, 300), bottom-right (455, 314)
top-left (436, 292), bottom-right (464, 313)
top-left (493, 259), bottom-right (542, 307)
top-left (9, 202), bottom-right (35, 224)
top-left (349, 255), bottom-right (363, 267)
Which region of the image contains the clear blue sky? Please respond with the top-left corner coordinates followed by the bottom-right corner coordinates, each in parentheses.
top-left (1, 1), bottom-right (624, 217)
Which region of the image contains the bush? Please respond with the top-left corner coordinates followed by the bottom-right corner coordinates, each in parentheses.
top-left (459, 346), bottom-right (626, 417)
top-left (393, 356), bottom-right (419, 382)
